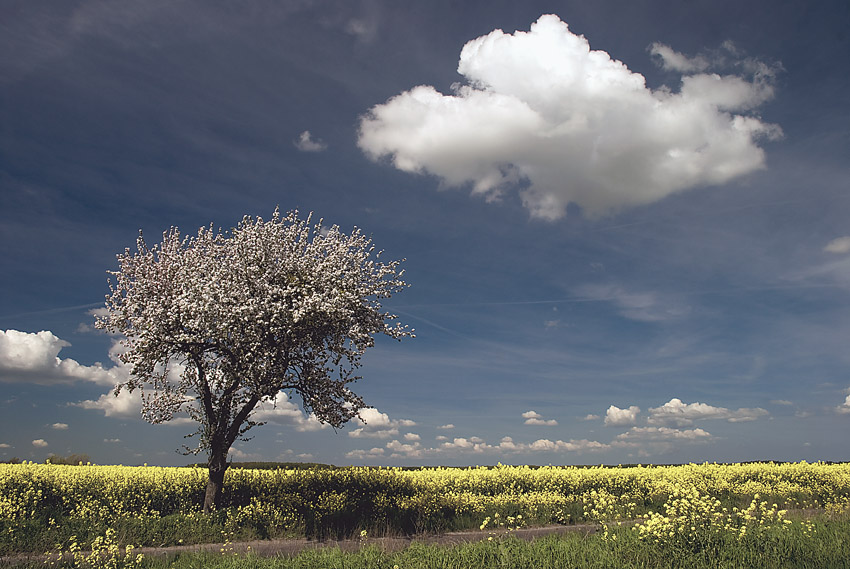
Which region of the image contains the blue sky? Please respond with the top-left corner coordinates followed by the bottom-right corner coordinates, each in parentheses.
top-left (2, 0), bottom-right (849, 466)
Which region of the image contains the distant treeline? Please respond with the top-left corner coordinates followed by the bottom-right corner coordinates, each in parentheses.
top-left (45, 453), bottom-right (91, 465)
top-left (186, 460), bottom-right (848, 471)
top-left (1, 453), bottom-right (92, 465)
top-left (3, 456), bottom-right (842, 468)
top-left (186, 461), bottom-right (339, 470)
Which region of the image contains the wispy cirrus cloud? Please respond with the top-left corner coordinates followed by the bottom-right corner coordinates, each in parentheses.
top-left (573, 284), bottom-right (690, 322)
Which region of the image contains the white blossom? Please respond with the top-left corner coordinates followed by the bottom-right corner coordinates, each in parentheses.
top-left (95, 209), bottom-right (412, 509)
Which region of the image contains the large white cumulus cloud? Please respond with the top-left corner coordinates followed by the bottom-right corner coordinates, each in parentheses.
top-left (358, 15), bottom-right (781, 220)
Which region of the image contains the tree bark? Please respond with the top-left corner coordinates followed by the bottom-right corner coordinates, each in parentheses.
top-left (203, 445), bottom-right (229, 513)
top-left (201, 395), bottom-right (261, 513)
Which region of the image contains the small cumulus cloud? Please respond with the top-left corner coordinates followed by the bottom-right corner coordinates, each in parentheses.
top-left (404, 433), bottom-right (421, 441)
top-left (824, 237), bottom-right (850, 254)
top-left (348, 434), bottom-right (610, 461)
top-left (581, 414), bottom-right (600, 421)
top-left (605, 405), bottom-right (641, 426)
top-left (346, 447), bottom-right (386, 460)
top-left (835, 393), bottom-right (850, 415)
top-left (499, 436), bottom-right (608, 453)
top-left (440, 437), bottom-right (490, 453)
top-left (615, 426), bottom-right (713, 441)
top-left (228, 447), bottom-right (261, 461)
top-left (0, 443), bottom-right (11, 448)
top-left (0, 329), bottom-right (120, 386)
top-left (358, 14), bottom-right (780, 221)
top-left (387, 439), bottom-right (425, 459)
top-left (251, 393), bottom-right (328, 432)
top-left (78, 308), bottom-right (112, 333)
top-left (348, 408), bottom-right (416, 439)
top-left (75, 388), bottom-right (143, 419)
top-left (103, 438), bottom-right (121, 443)
top-left (647, 398), bottom-right (768, 426)
top-left (32, 439), bottom-right (48, 448)
top-left (522, 410), bottom-right (558, 426)
top-left (294, 130), bottom-right (327, 152)
top-left (649, 43), bottom-right (711, 73)
top-left (770, 399), bottom-right (793, 406)
top-left (75, 380), bottom-right (198, 427)
top-left (437, 424), bottom-right (455, 430)
top-left (50, 423), bottom-right (69, 430)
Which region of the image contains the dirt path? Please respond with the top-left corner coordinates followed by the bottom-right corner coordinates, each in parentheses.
top-left (0, 524), bottom-right (600, 566)
top-left (182, 523), bottom-right (601, 557)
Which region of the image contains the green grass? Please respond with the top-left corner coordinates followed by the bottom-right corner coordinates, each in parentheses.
top-left (147, 519), bottom-right (850, 569)
top-left (9, 517), bottom-right (849, 569)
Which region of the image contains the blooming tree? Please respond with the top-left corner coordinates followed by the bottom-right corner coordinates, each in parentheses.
top-left (96, 209), bottom-right (412, 511)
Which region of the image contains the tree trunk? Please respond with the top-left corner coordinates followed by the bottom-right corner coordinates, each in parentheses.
top-left (203, 446), bottom-right (229, 513)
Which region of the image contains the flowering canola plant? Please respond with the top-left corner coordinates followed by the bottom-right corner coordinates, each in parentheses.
top-left (2, 461), bottom-right (849, 552)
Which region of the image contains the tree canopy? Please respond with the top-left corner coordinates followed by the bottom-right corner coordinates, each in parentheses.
top-left (96, 209), bottom-right (412, 510)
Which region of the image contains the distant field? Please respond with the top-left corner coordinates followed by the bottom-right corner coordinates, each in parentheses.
top-left (2, 461), bottom-right (850, 567)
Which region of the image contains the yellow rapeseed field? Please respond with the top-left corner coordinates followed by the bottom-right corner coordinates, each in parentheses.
top-left (2, 460), bottom-right (849, 550)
